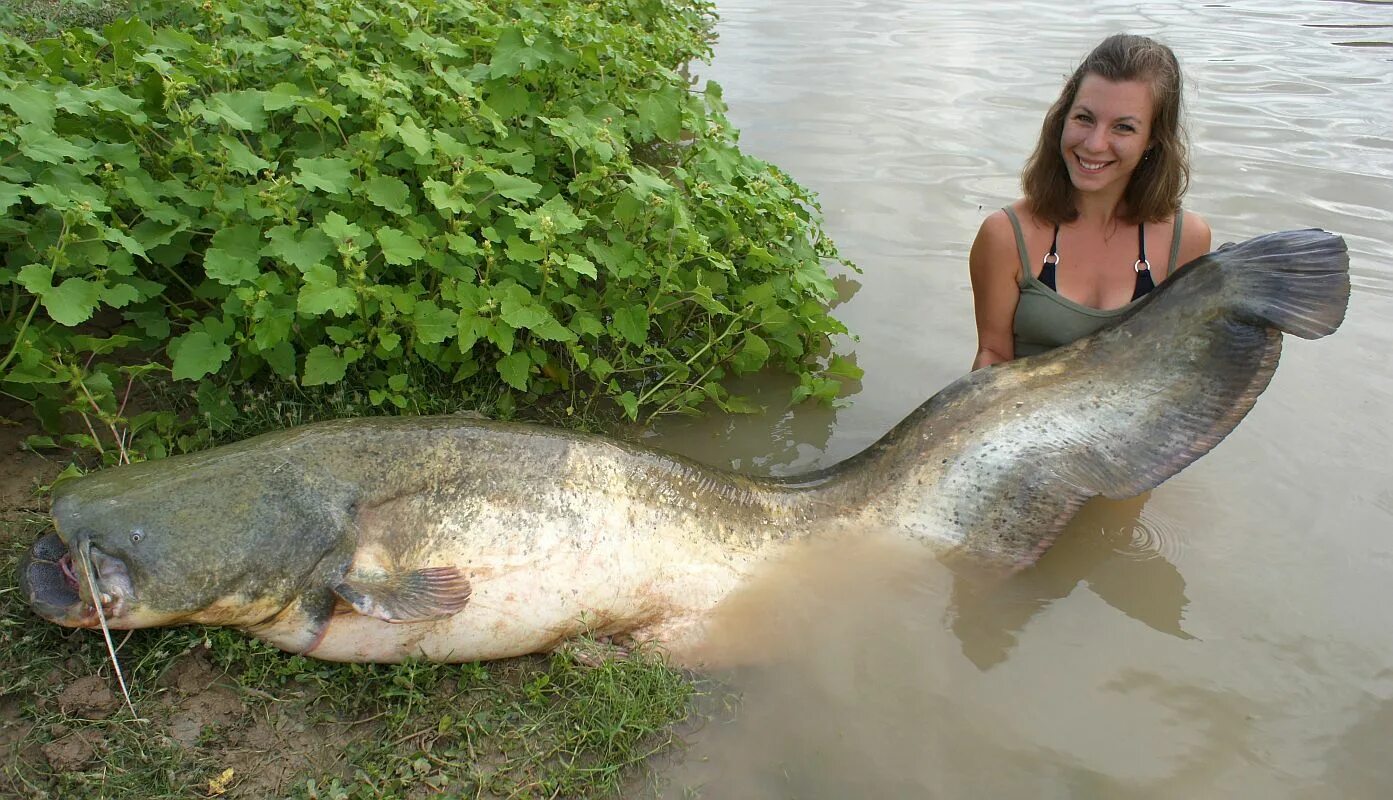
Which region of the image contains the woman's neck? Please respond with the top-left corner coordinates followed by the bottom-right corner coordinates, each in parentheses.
top-left (1072, 188), bottom-right (1129, 228)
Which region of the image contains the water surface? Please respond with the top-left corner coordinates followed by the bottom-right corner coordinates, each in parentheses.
top-left (643, 0), bottom-right (1393, 796)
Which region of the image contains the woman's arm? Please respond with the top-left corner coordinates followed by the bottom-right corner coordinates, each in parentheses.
top-left (969, 211), bottom-right (1022, 370)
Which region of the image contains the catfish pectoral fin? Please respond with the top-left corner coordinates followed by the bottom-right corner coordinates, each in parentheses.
top-left (333, 567), bottom-right (472, 623)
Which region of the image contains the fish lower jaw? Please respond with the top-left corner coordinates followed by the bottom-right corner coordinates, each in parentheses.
top-left (74, 594), bottom-right (131, 628)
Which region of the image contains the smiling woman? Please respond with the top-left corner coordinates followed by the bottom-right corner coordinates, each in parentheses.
top-left (968, 33), bottom-right (1212, 368)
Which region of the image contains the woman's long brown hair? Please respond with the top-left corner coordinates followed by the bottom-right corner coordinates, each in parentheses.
top-left (1022, 33), bottom-right (1190, 225)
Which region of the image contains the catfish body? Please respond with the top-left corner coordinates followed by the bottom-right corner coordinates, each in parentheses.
top-left (19, 230), bottom-right (1350, 664)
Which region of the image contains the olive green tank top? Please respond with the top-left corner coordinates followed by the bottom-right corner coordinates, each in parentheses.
top-left (1007, 207), bottom-right (1185, 357)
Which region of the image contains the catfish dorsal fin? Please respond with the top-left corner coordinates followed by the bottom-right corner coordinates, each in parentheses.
top-left (333, 567), bottom-right (471, 623)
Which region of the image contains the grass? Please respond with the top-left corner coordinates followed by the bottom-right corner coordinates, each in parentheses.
top-left (0, 514), bottom-right (698, 798)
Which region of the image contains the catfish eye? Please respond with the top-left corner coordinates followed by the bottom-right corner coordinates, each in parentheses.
top-left (131, 531), bottom-right (144, 544)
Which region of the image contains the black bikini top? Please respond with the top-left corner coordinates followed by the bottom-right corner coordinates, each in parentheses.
top-left (1039, 223), bottom-right (1155, 301)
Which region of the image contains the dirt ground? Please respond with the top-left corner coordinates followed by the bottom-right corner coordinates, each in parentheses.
top-left (0, 409), bottom-right (59, 526)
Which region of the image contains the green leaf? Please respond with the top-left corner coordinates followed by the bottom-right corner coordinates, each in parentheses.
top-left (432, 129), bottom-right (470, 160)
top-left (204, 224), bottom-right (263, 285)
top-left (617, 391), bottom-right (639, 420)
top-left (488, 318), bottom-right (516, 355)
top-left (264, 225), bottom-right (334, 272)
top-left (293, 157), bottom-right (353, 194)
top-left (825, 354), bottom-right (864, 380)
top-left (324, 325), bottom-right (358, 345)
top-left (730, 332), bottom-right (770, 373)
top-left (499, 293), bottom-right (576, 342)
top-left (496, 350), bottom-right (533, 390)
top-left (320, 212), bottom-right (367, 246)
top-left (718, 394), bottom-right (762, 415)
top-left (263, 82), bottom-right (310, 112)
top-left (222, 135), bottom-right (273, 176)
top-left (637, 90), bottom-right (683, 142)
top-left (302, 345), bottom-right (347, 386)
top-left (82, 87), bottom-right (147, 122)
top-left (533, 195), bottom-right (584, 237)
top-left (447, 233), bottom-right (481, 256)
top-left (18, 129), bottom-right (90, 164)
top-left (198, 91), bottom-right (269, 132)
top-left (101, 226), bottom-right (147, 259)
top-left (0, 85), bottom-right (56, 130)
top-left (298, 264), bottom-right (357, 316)
top-left (588, 357), bottom-right (614, 381)
top-left (560, 254), bottom-right (597, 280)
top-left (376, 228), bottom-right (426, 265)
top-left (487, 171), bottom-right (542, 202)
top-left (263, 341), bottom-right (297, 378)
top-left (423, 180), bottom-right (473, 214)
top-left (689, 286), bottom-right (733, 315)
top-left (505, 236), bottom-right (544, 263)
top-left (456, 307), bottom-right (486, 352)
top-left (489, 29), bottom-right (540, 78)
top-left (397, 116), bottom-right (433, 158)
top-left (613, 304), bottom-right (650, 346)
top-left (570, 311), bottom-right (605, 339)
top-left (627, 167), bottom-right (673, 198)
top-left (0, 183), bottom-right (22, 214)
top-left (485, 83), bottom-right (531, 119)
top-left (16, 264), bottom-right (52, 295)
top-left (413, 301), bottom-right (456, 344)
top-left (42, 278), bottom-right (103, 326)
top-left (363, 175), bottom-right (412, 214)
top-left (168, 331), bottom-right (232, 381)
top-left (101, 282), bottom-right (141, 308)
top-left (530, 316), bottom-right (576, 342)
top-left (586, 238), bottom-right (638, 277)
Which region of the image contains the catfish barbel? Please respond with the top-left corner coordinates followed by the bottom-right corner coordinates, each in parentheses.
top-left (18, 229), bottom-right (1349, 664)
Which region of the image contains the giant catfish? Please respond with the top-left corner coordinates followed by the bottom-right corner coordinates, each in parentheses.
top-left (18, 229), bottom-right (1350, 664)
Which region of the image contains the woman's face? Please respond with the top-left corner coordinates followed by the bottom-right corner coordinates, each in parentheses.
top-left (1059, 74), bottom-right (1156, 197)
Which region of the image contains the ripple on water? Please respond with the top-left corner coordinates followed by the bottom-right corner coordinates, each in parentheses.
top-left (1117, 510), bottom-right (1192, 566)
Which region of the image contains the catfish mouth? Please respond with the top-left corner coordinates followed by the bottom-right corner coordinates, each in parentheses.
top-left (18, 532), bottom-right (136, 629)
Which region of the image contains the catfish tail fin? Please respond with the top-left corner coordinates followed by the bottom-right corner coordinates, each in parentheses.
top-left (1213, 228), bottom-right (1350, 339)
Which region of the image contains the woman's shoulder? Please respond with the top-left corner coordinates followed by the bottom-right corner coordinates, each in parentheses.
top-left (971, 204), bottom-right (1028, 274)
top-left (977, 200), bottom-right (1044, 239)
top-left (1176, 209), bottom-right (1212, 265)
top-left (973, 204), bottom-right (1022, 255)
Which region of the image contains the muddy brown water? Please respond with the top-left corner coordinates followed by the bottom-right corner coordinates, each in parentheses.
top-left (642, 1), bottom-right (1393, 796)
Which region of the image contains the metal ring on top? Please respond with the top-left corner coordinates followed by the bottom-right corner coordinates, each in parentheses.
top-left (1133, 258), bottom-right (1151, 273)
top-left (1043, 252), bottom-right (1060, 266)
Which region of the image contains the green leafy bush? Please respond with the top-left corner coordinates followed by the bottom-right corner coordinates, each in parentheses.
top-left (0, 0), bottom-right (854, 460)
top-left (0, 0), bottom-right (134, 42)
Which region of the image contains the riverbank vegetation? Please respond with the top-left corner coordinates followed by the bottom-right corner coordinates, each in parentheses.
top-left (1, 0), bottom-right (855, 467)
top-left (0, 0), bottom-right (846, 795)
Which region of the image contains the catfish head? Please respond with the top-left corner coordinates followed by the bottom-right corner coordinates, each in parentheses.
top-left (18, 449), bottom-right (359, 635)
